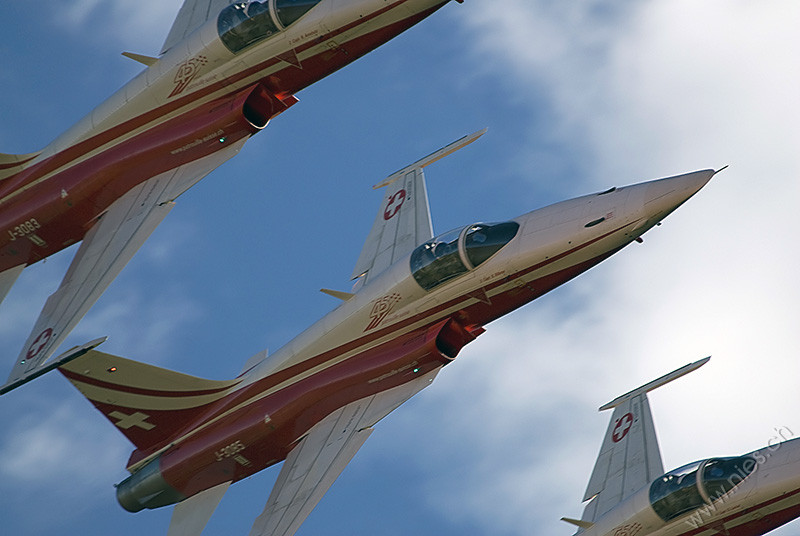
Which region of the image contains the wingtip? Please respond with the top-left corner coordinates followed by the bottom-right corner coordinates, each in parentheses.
top-left (0, 336), bottom-right (108, 396)
top-left (121, 51), bottom-right (159, 66)
top-left (561, 517), bottom-right (594, 529)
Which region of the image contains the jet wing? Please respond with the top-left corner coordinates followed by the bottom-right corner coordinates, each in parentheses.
top-left (161, 0), bottom-right (234, 54)
top-left (168, 482), bottom-right (232, 536)
top-left (249, 368), bottom-right (440, 536)
top-left (3, 139), bottom-right (248, 392)
top-left (578, 358), bottom-right (709, 524)
top-left (351, 129), bottom-right (486, 285)
top-left (0, 264), bottom-right (25, 308)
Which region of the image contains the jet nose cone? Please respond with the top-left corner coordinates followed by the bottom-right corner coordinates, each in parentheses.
top-left (643, 168), bottom-right (716, 216)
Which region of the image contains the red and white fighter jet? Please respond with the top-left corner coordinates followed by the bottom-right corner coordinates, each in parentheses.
top-left (563, 358), bottom-right (800, 536)
top-left (0, 0), bottom-right (459, 393)
top-left (46, 130), bottom-right (714, 535)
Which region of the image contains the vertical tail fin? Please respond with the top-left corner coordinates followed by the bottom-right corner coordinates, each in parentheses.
top-left (580, 357), bottom-right (710, 523)
top-left (58, 349), bottom-right (241, 454)
top-left (350, 129), bottom-right (487, 285)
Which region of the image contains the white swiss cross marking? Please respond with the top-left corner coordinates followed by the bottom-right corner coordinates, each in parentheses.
top-left (26, 328), bottom-right (53, 360)
top-left (612, 412), bottom-right (634, 443)
top-left (383, 189), bottom-right (406, 220)
top-left (109, 411), bottom-right (156, 430)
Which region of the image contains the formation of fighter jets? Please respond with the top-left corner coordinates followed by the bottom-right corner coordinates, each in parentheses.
top-left (0, 0), bottom-right (454, 393)
top-left (1, 1), bottom-right (797, 536)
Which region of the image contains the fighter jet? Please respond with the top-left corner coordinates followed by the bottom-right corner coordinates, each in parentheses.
top-left (49, 131), bottom-right (714, 535)
top-left (562, 358), bottom-right (800, 536)
top-left (0, 0), bottom-right (460, 393)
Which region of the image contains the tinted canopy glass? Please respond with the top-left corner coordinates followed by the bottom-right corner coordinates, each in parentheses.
top-left (649, 461), bottom-right (705, 522)
top-left (702, 456), bottom-right (756, 501)
top-left (410, 221), bottom-right (519, 291)
top-left (464, 222), bottom-right (519, 268)
top-left (218, 2), bottom-right (280, 53)
top-left (649, 456), bottom-right (756, 522)
top-left (218, 0), bottom-right (321, 53)
top-left (275, 0), bottom-right (322, 27)
top-left (410, 228), bottom-right (467, 291)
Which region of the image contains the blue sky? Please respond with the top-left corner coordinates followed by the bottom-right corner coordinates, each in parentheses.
top-left (1, 1), bottom-right (800, 535)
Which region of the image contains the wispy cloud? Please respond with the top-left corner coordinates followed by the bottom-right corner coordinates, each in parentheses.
top-left (0, 401), bottom-right (127, 484)
top-left (0, 395), bottom-right (130, 532)
top-left (0, 230), bottom-right (202, 531)
top-left (412, 1), bottom-right (800, 534)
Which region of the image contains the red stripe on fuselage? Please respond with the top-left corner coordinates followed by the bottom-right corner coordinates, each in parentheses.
top-left (0, 2), bottom-right (444, 196)
top-left (1, 2), bottom-right (442, 198)
top-left (215, 221), bottom-right (630, 414)
top-left (0, 86), bottom-right (264, 269)
top-left (0, 4), bottom-right (446, 271)
top-left (154, 320), bottom-right (450, 495)
top-left (152, 247), bottom-right (625, 492)
top-left (127, 226), bottom-right (632, 471)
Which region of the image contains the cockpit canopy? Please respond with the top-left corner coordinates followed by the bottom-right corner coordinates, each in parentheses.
top-left (649, 456), bottom-right (756, 522)
top-left (218, 0), bottom-right (322, 54)
top-left (410, 221), bottom-right (519, 291)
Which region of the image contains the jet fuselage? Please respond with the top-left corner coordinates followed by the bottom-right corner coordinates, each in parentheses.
top-left (96, 170), bottom-right (714, 511)
top-left (0, 0), bottom-right (449, 271)
top-left (580, 437), bottom-right (800, 536)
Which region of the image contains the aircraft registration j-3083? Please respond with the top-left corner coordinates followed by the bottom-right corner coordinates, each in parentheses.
top-left (28, 130), bottom-right (717, 535)
top-left (0, 0), bottom-right (463, 393)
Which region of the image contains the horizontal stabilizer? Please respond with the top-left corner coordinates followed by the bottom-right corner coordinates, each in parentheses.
top-left (0, 337), bottom-right (107, 396)
top-left (59, 348), bottom-right (241, 454)
top-left (599, 357), bottom-right (710, 411)
top-left (5, 139), bottom-right (249, 387)
top-left (0, 151), bottom-right (40, 181)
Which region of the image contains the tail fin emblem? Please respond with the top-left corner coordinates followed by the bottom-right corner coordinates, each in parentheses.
top-left (109, 411), bottom-right (156, 431)
top-left (383, 190), bottom-right (407, 220)
top-left (26, 328), bottom-right (53, 360)
top-left (612, 412), bottom-right (633, 442)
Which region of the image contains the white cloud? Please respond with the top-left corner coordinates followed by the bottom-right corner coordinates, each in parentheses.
top-left (0, 396), bottom-right (130, 533)
top-left (71, 284), bottom-right (203, 363)
top-left (419, 1), bottom-right (800, 534)
top-left (0, 402), bottom-right (126, 484)
top-left (2, 1), bottom-right (797, 534)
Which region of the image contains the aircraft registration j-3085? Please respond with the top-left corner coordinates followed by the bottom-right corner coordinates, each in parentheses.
top-left (27, 130), bottom-right (717, 535)
top-left (0, 0), bottom-right (463, 393)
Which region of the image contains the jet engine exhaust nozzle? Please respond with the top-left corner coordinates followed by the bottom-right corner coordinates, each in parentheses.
top-left (116, 457), bottom-right (185, 512)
